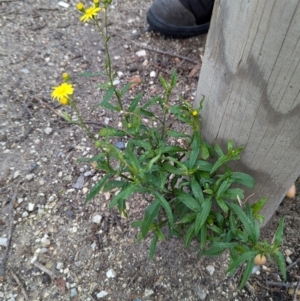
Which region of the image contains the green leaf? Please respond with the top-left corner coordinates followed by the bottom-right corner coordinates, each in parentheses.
top-left (141, 200), bottom-right (161, 238)
top-left (191, 177), bottom-right (204, 204)
top-left (85, 174), bottom-right (111, 203)
top-left (200, 144), bottom-right (209, 160)
top-left (200, 223), bottom-right (207, 248)
top-left (274, 251), bottom-right (286, 281)
top-left (131, 220), bottom-right (143, 227)
top-left (227, 250), bottom-right (259, 274)
top-left (155, 228), bottom-right (166, 241)
top-left (223, 188), bottom-right (244, 200)
top-left (176, 190), bottom-right (201, 212)
top-left (159, 75), bottom-right (169, 91)
top-left (129, 92), bottom-right (143, 112)
top-left (121, 82), bottom-right (133, 96)
top-left (103, 180), bottom-right (127, 191)
top-left (162, 163), bottom-right (184, 176)
top-left (153, 192), bottom-right (174, 228)
top-left (188, 132), bottom-right (200, 169)
top-left (80, 71), bottom-right (104, 77)
top-left (250, 197), bottom-right (267, 215)
top-left (99, 127), bottom-right (126, 137)
top-left (202, 243), bottom-right (238, 257)
top-left (239, 258), bottom-right (254, 289)
top-left (231, 172), bottom-right (255, 188)
top-left (273, 217), bottom-right (285, 247)
top-left (149, 235), bottom-right (159, 259)
top-left (184, 224), bottom-right (195, 248)
top-left (214, 144), bottom-right (224, 157)
top-left (179, 213), bottom-right (197, 224)
top-left (216, 198), bottom-right (229, 212)
top-left (61, 111), bottom-right (72, 122)
top-left (109, 183), bottom-right (138, 208)
top-left (142, 95), bottom-right (161, 109)
top-left (166, 130), bottom-right (190, 139)
top-left (216, 179), bottom-right (232, 199)
top-left (99, 87), bottom-right (119, 111)
top-left (194, 160), bottom-right (213, 172)
top-left (170, 69), bottom-right (177, 88)
top-left (194, 198), bottom-right (212, 235)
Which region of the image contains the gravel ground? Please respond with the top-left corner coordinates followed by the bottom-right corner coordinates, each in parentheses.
top-left (0, 1), bottom-right (299, 301)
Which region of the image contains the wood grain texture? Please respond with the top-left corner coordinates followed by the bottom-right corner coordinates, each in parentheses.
top-left (195, 0), bottom-right (300, 223)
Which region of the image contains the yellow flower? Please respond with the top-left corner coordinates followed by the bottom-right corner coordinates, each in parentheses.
top-left (51, 83), bottom-right (74, 101)
top-left (80, 5), bottom-right (101, 22)
top-left (192, 110), bottom-right (198, 117)
top-left (76, 2), bottom-right (85, 12)
top-left (59, 97), bottom-right (69, 106)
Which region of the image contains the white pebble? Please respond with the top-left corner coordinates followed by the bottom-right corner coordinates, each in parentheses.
top-left (25, 174), bottom-right (34, 181)
top-left (113, 79), bottom-right (120, 85)
top-left (206, 265), bottom-right (215, 275)
top-left (285, 249), bottom-right (293, 256)
top-left (150, 71), bottom-right (156, 78)
top-left (136, 50), bottom-right (147, 57)
top-left (28, 203), bottom-right (35, 211)
top-left (30, 256), bottom-right (37, 264)
top-left (58, 1), bottom-right (69, 8)
top-left (96, 291), bottom-right (108, 298)
top-left (0, 237), bottom-right (8, 247)
top-left (41, 236), bottom-right (51, 247)
top-left (92, 215), bottom-right (102, 224)
top-left (56, 262), bottom-right (64, 270)
top-left (22, 211), bottom-right (29, 218)
top-left (144, 289), bottom-right (154, 297)
top-left (44, 127), bottom-right (53, 135)
top-left (13, 170), bottom-right (21, 179)
top-left (286, 256), bottom-right (293, 264)
top-left (106, 268), bottom-right (116, 278)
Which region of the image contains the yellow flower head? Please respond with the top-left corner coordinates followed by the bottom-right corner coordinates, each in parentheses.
top-left (60, 97), bottom-right (69, 106)
top-left (51, 83), bottom-right (74, 101)
top-left (80, 5), bottom-right (101, 22)
top-left (192, 110), bottom-right (198, 117)
top-left (76, 2), bottom-right (85, 12)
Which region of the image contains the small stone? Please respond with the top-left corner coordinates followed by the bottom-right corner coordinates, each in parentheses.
top-left (13, 170), bottom-right (21, 179)
top-left (41, 236), bottom-right (51, 247)
top-left (115, 141), bottom-right (126, 150)
top-left (206, 265), bottom-right (215, 275)
top-left (144, 289), bottom-right (154, 297)
top-left (106, 268), bottom-right (116, 278)
top-left (21, 68), bottom-right (29, 74)
top-left (136, 50), bottom-right (147, 57)
top-left (82, 187), bottom-right (89, 194)
top-left (22, 211), bottom-right (29, 218)
top-left (44, 127), bottom-right (53, 135)
top-left (73, 175), bottom-right (85, 189)
top-left (194, 286), bottom-right (207, 300)
top-left (56, 262), bottom-right (64, 270)
top-left (0, 237), bottom-right (8, 247)
top-left (285, 249), bottom-right (293, 256)
top-left (104, 192), bottom-right (111, 200)
top-left (28, 203), bottom-right (35, 211)
top-left (150, 71), bottom-right (156, 78)
top-left (96, 290), bottom-right (108, 298)
top-left (30, 256), bottom-right (37, 264)
top-left (84, 170), bottom-right (93, 177)
top-left (25, 173), bottom-right (34, 181)
top-left (252, 265), bottom-right (260, 274)
top-left (117, 71), bottom-right (124, 78)
top-left (70, 288), bottom-right (77, 298)
top-left (286, 256), bottom-right (293, 264)
top-left (58, 1), bottom-right (70, 8)
top-left (113, 78), bottom-right (120, 85)
top-left (91, 241), bottom-right (97, 251)
top-left (92, 215), bottom-right (102, 224)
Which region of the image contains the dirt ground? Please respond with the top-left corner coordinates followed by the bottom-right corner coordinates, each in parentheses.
top-left (0, 0), bottom-right (299, 300)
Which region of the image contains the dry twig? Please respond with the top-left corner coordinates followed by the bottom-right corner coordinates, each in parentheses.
top-left (10, 269), bottom-right (28, 300)
top-left (0, 181), bottom-right (21, 280)
top-left (33, 261), bottom-right (56, 279)
top-left (293, 278), bottom-right (300, 301)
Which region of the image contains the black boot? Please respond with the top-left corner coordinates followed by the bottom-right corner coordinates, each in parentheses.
top-left (147, 0), bottom-right (214, 38)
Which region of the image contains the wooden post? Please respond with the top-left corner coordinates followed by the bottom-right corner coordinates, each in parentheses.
top-left (194, 0), bottom-right (300, 224)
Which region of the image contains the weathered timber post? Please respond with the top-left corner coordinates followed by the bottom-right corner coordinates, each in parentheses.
top-left (194, 0), bottom-right (300, 224)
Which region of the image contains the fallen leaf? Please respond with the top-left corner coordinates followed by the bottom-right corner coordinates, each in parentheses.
top-left (128, 75), bottom-right (142, 88)
top-left (188, 64), bottom-right (201, 78)
top-left (56, 278), bottom-right (66, 294)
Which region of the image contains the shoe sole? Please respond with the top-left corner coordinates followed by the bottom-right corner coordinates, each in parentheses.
top-left (147, 8), bottom-right (210, 38)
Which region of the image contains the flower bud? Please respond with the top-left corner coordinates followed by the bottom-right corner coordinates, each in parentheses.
top-left (192, 110), bottom-right (198, 117)
top-left (62, 73), bottom-right (70, 81)
top-left (93, 0), bottom-right (100, 8)
top-left (76, 2), bottom-right (85, 12)
top-left (60, 97), bottom-right (69, 106)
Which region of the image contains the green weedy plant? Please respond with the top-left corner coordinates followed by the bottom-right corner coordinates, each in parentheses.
top-left (50, 0), bottom-right (286, 288)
